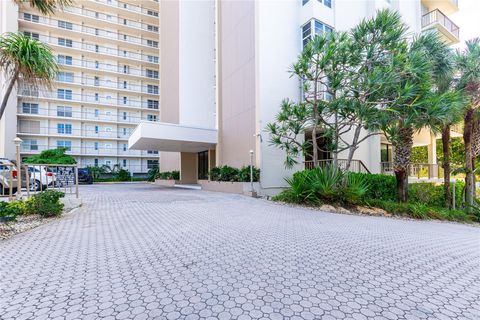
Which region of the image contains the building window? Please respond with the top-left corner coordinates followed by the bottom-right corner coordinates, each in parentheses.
top-left (147, 150), bottom-right (158, 155)
top-left (302, 0), bottom-right (309, 5)
top-left (122, 112), bottom-right (127, 120)
top-left (147, 55), bottom-right (159, 63)
top-left (57, 123), bottom-right (72, 134)
top-left (95, 45), bottom-right (99, 53)
top-left (122, 159), bottom-right (127, 167)
top-left (58, 20), bottom-right (73, 30)
top-left (147, 85), bottom-right (159, 94)
top-left (57, 89), bottom-right (73, 100)
top-left (95, 126), bottom-right (99, 134)
top-left (147, 100), bottom-right (159, 109)
top-left (94, 142), bottom-right (99, 150)
top-left (123, 65), bottom-right (129, 74)
top-left (147, 25), bottom-right (158, 32)
top-left (23, 31), bottom-right (39, 40)
top-left (22, 103), bottom-right (39, 114)
top-left (147, 160), bottom-right (159, 169)
top-left (95, 93), bottom-right (99, 102)
top-left (94, 76), bottom-right (100, 86)
top-left (123, 81), bottom-right (127, 89)
top-left (94, 109), bottom-right (99, 117)
top-left (56, 72), bottom-right (74, 83)
top-left (146, 69), bottom-right (159, 79)
top-left (58, 38), bottom-right (72, 47)
top-left (22, 139), bottom-right (38, 151)
top-left (381, 143), bottom-right (393, 163)
top-left (146, 40), bottom-right (159, 48)
top-left (57, 55), bottom-right (72, 65)
top-left (302, 19), bottom-right (333, 47)
top-left (147, 114), bottom-right (157, 122)
top-left (123, 97), bottom-right (127, 105)
top-left (57, 106), bottom-right (72, 117)
top-left (324, 0), bottom-right (332, 8)
top-left (147, 10), bottom-right (159, 17)
top-left (23, 13), bottom-right (40, 22)
top-left (94, 158), bottom-right (99, 167)
top-left (57, 140), bottom-right (72, 151)
top-left (122, 144), bottom-right (127, 151)
top-left (95, 61), bottom-right (99, 69)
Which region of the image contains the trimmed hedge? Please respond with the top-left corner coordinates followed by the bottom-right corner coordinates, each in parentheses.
top-left (209, 165), bottom-right (260, 182)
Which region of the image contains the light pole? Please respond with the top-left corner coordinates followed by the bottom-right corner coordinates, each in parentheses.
top-left (13, 137), bottom-right (23, 199)
top-left (249, 149), bottom-right (254, 193)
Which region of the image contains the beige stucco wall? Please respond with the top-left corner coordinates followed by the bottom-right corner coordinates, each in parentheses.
top-left (179, 152), bottom-right (197, 184)
top-left (216, 0), bottom-right (257, 168)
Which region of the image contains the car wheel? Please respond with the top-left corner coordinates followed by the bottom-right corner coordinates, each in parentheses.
top-left (30, 180), bottom-right (41, 191)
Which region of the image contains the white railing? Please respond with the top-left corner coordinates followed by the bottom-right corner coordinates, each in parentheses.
top-left (57, 58), bottom-right (158, 78)
top-left (93, 0), bottom-right (159, 17)
top-left (56, 77), bottom-right (158, 95)
top-left (19, 13), bottom-right (159, 49)
top-left (20, 145), bottom-right (156, 157)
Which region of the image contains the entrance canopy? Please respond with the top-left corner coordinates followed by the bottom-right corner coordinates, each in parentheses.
top-left (128, 121), bottom-right (217, 153)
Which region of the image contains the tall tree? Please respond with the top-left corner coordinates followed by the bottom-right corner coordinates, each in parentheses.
top-left (414, 33), bottom-right (464, 208)
top-left (455, 39), bottom-right (480, 209)
top-left (0, 32), bottom-right (58, 120)
top-left (13, 0), bottom-right (73, 15)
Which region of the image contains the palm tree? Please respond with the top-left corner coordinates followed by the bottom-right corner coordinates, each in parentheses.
top-left (0, 32), bottom-right (58, 120)
top-left (414, 33), bottom-right (465, 208)
top-left (12, 0), bottom-right (73, 15)
top-left (456, 38), bottom-right (480, 209)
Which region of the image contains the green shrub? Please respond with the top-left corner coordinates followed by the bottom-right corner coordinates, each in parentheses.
top-left (155, 170), bottom-right (180, 180)
top-left (275, 170), bottom-right (318, 204)
top-left (340, 173), bottom-right (369, 204)
top-left (208, 166), bottom-right (239, 182)
top-left (0, 201), bottom-right (25, 222)
top-left (25, 190), bottom-right (65, 217)
top-left (348, 172), bottom-right (396, 201)
top-left (147, 167), bottom-right (159, 182)
top-left (238, 166), bottom-right (260, 182)
top-left (115, 168), bottom-right (131, 181)
top-left (24, 147), bottom-right (76, 164)
top-left (309, 166), bottom-right (343, 201)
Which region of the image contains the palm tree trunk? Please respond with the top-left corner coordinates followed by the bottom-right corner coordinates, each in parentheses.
top-left (464, 108), bottom-right (475, 210)
top-left (0, 69), bottom-right (20, 121)
top-left (393, 126), bottom-right (414, 202)
top-left (441, 125), bottom-right (451, 208)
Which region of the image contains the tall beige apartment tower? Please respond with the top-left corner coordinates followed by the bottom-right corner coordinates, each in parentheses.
top-left (129, 0), bottom-right (460, 195)
top-left (0, 0), bottom-right (161, 174)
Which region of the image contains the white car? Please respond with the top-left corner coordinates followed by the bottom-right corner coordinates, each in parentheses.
top-left (27, 166), bottom-right (57, 191)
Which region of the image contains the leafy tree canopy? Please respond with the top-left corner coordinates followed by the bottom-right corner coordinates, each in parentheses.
top-left (23, 148), bottom-right (76, 164)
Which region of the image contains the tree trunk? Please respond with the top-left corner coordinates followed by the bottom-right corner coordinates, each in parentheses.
top-left (333, 112), bottom-right (338, 168)
top-left (345, 125), bottom-right (362, 172)
top-left (464, 108), bottom-right (475, 210)
top-left (312, 126), bottom-right (318, 168)
top-left (393, 126), bottom-right (414, 202)
top-left (0, 70), bottom-right (19, 121)
top-left (441, 125), bottom-right (451, 208)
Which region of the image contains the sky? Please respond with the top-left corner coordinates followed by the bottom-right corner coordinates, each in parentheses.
top-left (450, 0), bottom-right (480, 48)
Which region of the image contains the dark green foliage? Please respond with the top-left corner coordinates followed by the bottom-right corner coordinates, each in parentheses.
top-left (0, 201), bottom-right (25, 221)
top-left (238, 166), bottom-right (260, 182)
top-left (155, 171), bottom-right (180, 180)
top-left (147, 166), bottom-right (159, 182)
top-left (348, 172), bottom-right (397, 201)
top-left (25, 190), bottom-right (64, 217)
top-left (274, 167), bottom-right (369, 205)
top-left (114, 168), bottom-right (131, 181)
top-left (24, 148), bottom-right (76, 164)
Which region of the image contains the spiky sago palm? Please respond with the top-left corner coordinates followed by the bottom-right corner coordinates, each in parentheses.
top-left (0, 32), bottom-right (58, 120)
top-left (13, 0), bottom-right (73, 15)
top-left (456, 38), bottom-right (480, 209)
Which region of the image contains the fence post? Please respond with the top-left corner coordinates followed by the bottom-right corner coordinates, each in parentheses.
top-left (25, 166), bottom-right (30, 198)
top-left (75, 166), bottom-right (79, 199)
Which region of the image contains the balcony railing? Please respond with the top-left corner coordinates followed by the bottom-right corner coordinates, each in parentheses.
top-left (19, 13), bottom-right (158, 49)
top-left (55, 77), bottom-right (158, 95)
top-left (93, 0), bottom-right (159, 18)
top-left (20, 144), bottom-right (157, 157)
top-left (422, 9), bottom-right (459, 39)
top-left (17, 126), bottom-right (136, 139)
top-left (17, 106), bottom-right (158, 124)
top-left (380, 162), bottom-right (453, 179)
top-left (57, 58), bottom-right (158, 78)
top-left (62, 6), bottom-right (158, 33)
top-left (304, 159), bottom-right (370, 173)
top-left (19, 89), bottom-right (157, 109)
top-left (34, 34), bottom-right (158, 64)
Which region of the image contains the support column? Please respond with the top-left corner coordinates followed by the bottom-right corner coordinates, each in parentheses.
top-left (179, 152), bottom-right (197, 184)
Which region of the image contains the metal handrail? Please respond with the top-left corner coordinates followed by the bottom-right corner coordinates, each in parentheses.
top-left (422, 9), bottom-right (459, 38)
top-left (304, 159), bottom-right (371, 173)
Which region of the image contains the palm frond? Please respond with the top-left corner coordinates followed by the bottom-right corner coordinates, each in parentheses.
top-left (13, 0), bottom-right (74, 15)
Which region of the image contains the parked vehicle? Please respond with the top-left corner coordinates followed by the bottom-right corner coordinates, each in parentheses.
top-left (0, 158), bottom-right (18, 195)
top-left (27, 166), bottom-right (57, 191)
top-left (78, 168), bottom-right (93, 184)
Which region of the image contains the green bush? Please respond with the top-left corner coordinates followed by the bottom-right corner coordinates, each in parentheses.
top-left (25, 190), bottom-right (65, 217)
top-left (155, 170), bottom-right (180, 180)
top-left (147, 167), bottom-right (159, 182)
top-left (348, 172), bottom-right (396, 201)
top-left (115, 168), bottom-right (131, 181)
top-left (209, 166), bottom-right (239, 182)
top-left (0, 201), bottom-right (25, 222)
top-left (238, 166), bottom-right (260, 182)
top-left (274, 167), bottom-right (369, 205)
top-left (24, 148), bottom-right (76, 164)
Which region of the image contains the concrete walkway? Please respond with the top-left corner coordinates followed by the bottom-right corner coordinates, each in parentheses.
top-left (0, 183), bottom-right (479, 320)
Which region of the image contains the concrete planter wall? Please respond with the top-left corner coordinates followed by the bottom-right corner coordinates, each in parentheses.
top-left (199, 180), bottom-right (260, 195)
top-left (154, 179), bottom-right (177, 187)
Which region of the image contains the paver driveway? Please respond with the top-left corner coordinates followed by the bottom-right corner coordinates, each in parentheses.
top-left (0, 183), bottom-right (479, 320)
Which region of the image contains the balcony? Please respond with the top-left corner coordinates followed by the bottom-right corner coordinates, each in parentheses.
top-left (19, 13), bottom-right (159, 50)
top-left (57, 58), bottom-right (158, 79)
top-left (421, 0), bottom-right (459, 14)
top-left (422, 9), bottom-right (460, 44)
top-left (55, 76), bottom-right (158, 95)
top-left (20, 144), bottom-right (156, 158)
top-left (34, 34), bottom-right (158, 65)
